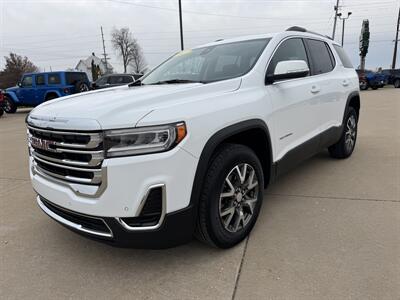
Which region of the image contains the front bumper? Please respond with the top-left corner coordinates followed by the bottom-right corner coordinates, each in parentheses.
top-left (37, 196), bottom-right (196, 248)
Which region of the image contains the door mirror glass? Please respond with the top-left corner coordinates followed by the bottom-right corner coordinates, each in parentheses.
top-left (267, 60), bottom-right (309, 83)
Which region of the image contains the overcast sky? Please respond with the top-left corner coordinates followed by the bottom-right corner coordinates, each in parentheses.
top-left (0, 0), bottom-right (399, 73)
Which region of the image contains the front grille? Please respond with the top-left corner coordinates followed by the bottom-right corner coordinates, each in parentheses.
top-left (40, 197), bottom-right (112, 237)
top-left (28, 126), bottom-right (104, 185)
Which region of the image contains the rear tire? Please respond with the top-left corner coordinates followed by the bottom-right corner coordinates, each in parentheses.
top-left (75, 81), bottom-right (89, 93)
top-left (0, 109), bottom-right (3, 117)
top-left (359, 80), bottom-right (368, 90)
top-left (45, 94), bottom-right (58, 101)
top-left (195, 144), bottom-right (264, 248)
top-left (394, 79), bottom-right (400, 88)
top-left (329, 107), bottom-right (358, 159)
top-left (3, 96), bottom-right (17, 113)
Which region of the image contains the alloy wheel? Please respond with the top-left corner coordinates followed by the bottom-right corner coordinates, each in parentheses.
top-left (345, 115), bottom-right (357, 153)
top-left (219, 163), bottom-right (259, 233)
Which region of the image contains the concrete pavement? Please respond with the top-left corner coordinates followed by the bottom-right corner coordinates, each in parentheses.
top-left (0, 88), bottom-right (399, 299)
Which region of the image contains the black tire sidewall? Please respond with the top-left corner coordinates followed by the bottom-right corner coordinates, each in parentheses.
top-left (3, 97), bottom-right (16, 113)
top-left (395, 79), bottom-right (400, 88)
top-left (204, 145), bottom-right (264, 248)
top-left (343, 107), bottom-right (358, 157)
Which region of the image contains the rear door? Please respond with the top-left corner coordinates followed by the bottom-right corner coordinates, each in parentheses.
top-left (304, 38), bottom-right (342, 131)
top-left (265, 37), bottom-right (321, 162)
top-left (34, 74), bottom-right (47, 104)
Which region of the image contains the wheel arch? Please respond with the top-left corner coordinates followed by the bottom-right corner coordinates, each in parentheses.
top-left (44, 90), bottom-right (61, 100)
top-left (344, 91), bottom-right (360, 121)
top-left (189, 119), bottom-right (273, 209)
top-left (4, 91), bottom-right (19, 103)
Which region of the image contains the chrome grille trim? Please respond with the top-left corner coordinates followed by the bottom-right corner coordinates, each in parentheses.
top-left (28, 125), bottom-right (105, 188)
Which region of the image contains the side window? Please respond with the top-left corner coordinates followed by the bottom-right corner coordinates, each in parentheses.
top-left (36, 75), bottom-right (45, 86)
top-left (96, 76), bottom-right (108, 85)
top-left (21, 76), bottom-right (33, 87)
top-left (109, 76), bottom-right (124, 84)
top-left (305, 39), bottom-right (335, 75)
top-left (48, 73), bottom-right (61, 85)
top-left (122, 76), bottom-right (134, 83)
top-left (267, 38), bottom-right (309, 76)
top-left (333, 45), bottom-right (353, 68)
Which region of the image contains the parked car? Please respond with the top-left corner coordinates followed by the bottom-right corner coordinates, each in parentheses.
top-left (26, 26), bottom-right (360, 249)
top-left (0, 90), bottom-right (4, 117)
top-left (3, 71), bottom-right (90, 113)
top-left (91, 73), bottom-right (142, 90)
top-left (356, 69), bottom-right (387, 90)
top-left (382, 69), bottom-right (400, 88)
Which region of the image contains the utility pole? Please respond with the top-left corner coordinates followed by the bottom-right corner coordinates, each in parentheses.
top-left (101, 26), bottom-right (109, 74)
top-left (338, 12), bottom-right (352, 46)
top-left (332, 0), bottom-right (340, 40)
top-left (178, 0), bottom-right (184, 50)
top-left (391, 7), bottom-right (400, 69)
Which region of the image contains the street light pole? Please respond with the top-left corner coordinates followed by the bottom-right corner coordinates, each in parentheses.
top-left (338, 12), bottom-right (352, 47)
top-left (178, 0), bottom-right (184, 50)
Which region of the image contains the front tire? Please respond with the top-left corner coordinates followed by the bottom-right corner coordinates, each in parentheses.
top-left (394, 79), bottom-right (400, 88)
top-left (359, 80), bottom-right (368, 90)
top-left (0, 109), bottom-right (3, 117)
top-left (329, 107), bottom-right (358, 159)
top-left (3, 96), bottom-right (17, 113)
top-left (195, 144), bottom-right (264, 248)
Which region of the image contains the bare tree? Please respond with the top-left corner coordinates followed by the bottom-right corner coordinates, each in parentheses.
top-left (111, 27), bottom-right (146, 74)
top-left (0, 53), bottom-right (39, 89)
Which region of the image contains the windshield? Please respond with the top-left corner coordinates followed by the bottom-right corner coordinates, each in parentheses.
top-left (141, 38), bottom-right (270, 85)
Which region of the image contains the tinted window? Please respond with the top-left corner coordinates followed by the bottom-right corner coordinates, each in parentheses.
top-left (142, 38), bottom-right (270, 84)
top-left (48, 74), bottom-right (61, 84)
top-left (109, 75), bottom-right (125, 84)
top-left (306, 39), bottom-right (335, 75)
top-left (267, 38), bottom-right (309, 76)
top-left (96, 76), bottom-right (108, 85)
top-left (133, 74), bottom-right (142, 80)
top-left (21, 76), bottom-right (33, 87)
top-left (66, 72), bottom-right (87, 85)
top-left (333, 45), bottom-right (353, 68)
top-left (35, 75), bottom-right (45, 85)
top-left (122, 76), bottom-right (134, 83)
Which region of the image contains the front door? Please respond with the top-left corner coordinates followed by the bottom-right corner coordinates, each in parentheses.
top-left (265, 38), bottom-right (321, 164)
top-left (16, 75), bottom-right (35, 105)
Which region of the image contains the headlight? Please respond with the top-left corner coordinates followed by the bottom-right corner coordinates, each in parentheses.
top-left (104, 122), bottom-right (187, 158)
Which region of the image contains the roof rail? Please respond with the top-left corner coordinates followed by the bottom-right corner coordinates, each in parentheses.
top-left (286, 26), bottom-right (333, 40)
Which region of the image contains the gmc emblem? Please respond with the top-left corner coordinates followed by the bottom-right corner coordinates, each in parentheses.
top-left (30, 136), bottom-right (56, 152)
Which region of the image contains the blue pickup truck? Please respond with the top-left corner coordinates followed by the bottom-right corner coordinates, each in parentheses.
top-left (3, 71), bottom-right (90, 113)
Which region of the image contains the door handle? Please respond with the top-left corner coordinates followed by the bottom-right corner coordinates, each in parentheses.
top-left (342, 80), bottom-right (349, 87)
top-left (311, 85), bottom-right (320, 94)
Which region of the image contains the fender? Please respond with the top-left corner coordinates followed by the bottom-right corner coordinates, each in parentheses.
top-left (4, 91), bottom-right (20, 103)
top-left (44, 90), bottom-right (62, 99)
top-left (188, 119), bottom-right (273, 210)
top-left (343, 91), bottom-right (360, 123)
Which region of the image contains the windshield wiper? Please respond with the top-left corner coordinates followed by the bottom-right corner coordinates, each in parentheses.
top-left (148, 79), bottom-right (205, 85)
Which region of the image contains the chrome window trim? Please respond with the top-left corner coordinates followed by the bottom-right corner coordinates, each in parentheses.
top-left (37, 196), bottom-right (113, 238)
top-left (115, 184), bottom-right (166, 231)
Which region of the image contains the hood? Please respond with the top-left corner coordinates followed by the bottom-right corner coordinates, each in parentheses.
top-left (28, 78), bottom-right (241, 130)
top-left (6, 86), bottom-right (18, 93)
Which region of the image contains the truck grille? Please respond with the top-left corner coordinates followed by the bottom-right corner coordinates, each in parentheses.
top-left (28, 126), bottom-right (104, 185)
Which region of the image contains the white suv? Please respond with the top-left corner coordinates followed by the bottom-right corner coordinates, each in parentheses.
top-left (27, 27), bottom-right (360, 249)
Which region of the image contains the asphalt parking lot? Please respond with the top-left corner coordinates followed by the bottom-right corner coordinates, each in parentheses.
top-left (0, 88), bottom-right (399, 300)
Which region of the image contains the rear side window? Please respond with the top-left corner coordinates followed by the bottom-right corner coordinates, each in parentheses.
top-left (305, 39), bottom-right (335, 75)
top-left (66, 73), bottom-right (87, 85)
top-left (109, 75), bottom-right (125, 84)
top-left (333, 45), bottom-right (353, 68)
top-left (122, 76), bottom-right (134, 83)
top-left (48, 74), bottom-right (61, 85)
top-left (267, 38), bottom-right (309, 76)
top-left (36, 75), bottom-right (45, 85)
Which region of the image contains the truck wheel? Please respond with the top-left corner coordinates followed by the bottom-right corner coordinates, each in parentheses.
top-left (371, 86), bottom-right (378, 90)
top-left (394, 79), bottom-right (400, 88)
top-left (3, 96), bottom-right (17, 113)
top-left (45, 94), bottom-right (58, 101)
top-left (359, 80), bottom-right (368, 90)
top-left (329, 107), bottom-right (358, 159)
top-left (0, 109), bottom-right (3, 117)
top-left (195, 144), bottom-right (264, 248)
top-left (75, 81), bottom-right (89, 93)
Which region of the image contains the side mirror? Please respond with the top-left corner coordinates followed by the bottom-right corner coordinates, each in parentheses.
top-left (17, 82), bottom-right (22, 87)
top-left (266, 60), bottom-right (309, 84)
